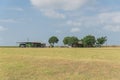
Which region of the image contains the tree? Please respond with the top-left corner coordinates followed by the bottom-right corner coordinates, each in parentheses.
top-left (82, 35), bottom-right (96, 47)
top-left (96, 36), bottom-right (107, 47)
top-left (63, 37), bottom-right (71, 45)
top-left (63, 36), bottom-right (79, 47)
top-left (48, 36), bottom-right (59, 47)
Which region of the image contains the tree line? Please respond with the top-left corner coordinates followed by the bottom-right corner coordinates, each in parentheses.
top-left (48, 35), bottom-right (107, 48)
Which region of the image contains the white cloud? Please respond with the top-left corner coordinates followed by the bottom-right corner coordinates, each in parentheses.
top-left (30, 0), bottom-right (120, 32)
top-left (99, 12), bottom-right (120, 32)
top-left (70, 28), bottom-right (80, 33)
top-left (99, 12), bottom-right (120, 24)
top-left (0, 19), bottom-right (16, 23)
top-left (13, 8), bottom-right (24, 11)
top-left (30, 0), bottom-right (88, 10)
top-left (67, 20), bottom-right (81, 26)
top-left (30, 0), bottom-right (92, 18)
top-left (41, 9), bottom-right (65, 19)
top-left (104, 25), bottom-right (120, 32)
top-left (66, 11), bottom-right (120, 32)
top-left (0, 26), bottom-right (7, 31)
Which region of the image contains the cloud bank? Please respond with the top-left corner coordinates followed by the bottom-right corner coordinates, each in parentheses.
top-left (30, 0), bottom-right (88, 10)
top-left (99, 12), bottom-right (120, 32)
top-left (30, 0), bottom-right (120, 32)
top-left (30, 0), bottom-right (92, 18)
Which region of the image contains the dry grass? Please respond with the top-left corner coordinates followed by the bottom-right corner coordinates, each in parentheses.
top-left (0, 48), bottom-right (120, 80)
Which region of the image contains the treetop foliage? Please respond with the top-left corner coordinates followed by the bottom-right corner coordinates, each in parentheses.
top-left (48, 36), bottom-right (59, 47)
top-left (48, 35), bottom-right (107, 47)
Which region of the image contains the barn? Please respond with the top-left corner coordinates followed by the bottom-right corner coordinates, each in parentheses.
top-left (18, 42), bottom-right (46, 48)
top-left (72, 41), bottom-right (83, 47)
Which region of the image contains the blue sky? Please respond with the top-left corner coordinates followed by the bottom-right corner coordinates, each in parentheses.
top-left (0, 0), bottom-right (120, 46)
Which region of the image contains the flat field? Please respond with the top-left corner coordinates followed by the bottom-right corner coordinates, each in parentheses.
top-left (0, 48), bottom-right (120, 80)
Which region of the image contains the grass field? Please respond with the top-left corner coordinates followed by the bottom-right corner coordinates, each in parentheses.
top-left (0, 48), bottom-right (120, 80)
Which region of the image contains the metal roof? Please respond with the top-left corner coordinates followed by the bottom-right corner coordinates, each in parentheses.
top-left (17, 42), bottom-right (42, 44)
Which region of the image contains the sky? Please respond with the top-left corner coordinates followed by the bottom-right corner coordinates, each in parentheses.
top-left (0, 0), bottom-right (120, 46)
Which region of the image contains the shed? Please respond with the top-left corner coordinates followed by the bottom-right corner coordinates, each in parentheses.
top-left (17, 42), bottom-right (46, 48)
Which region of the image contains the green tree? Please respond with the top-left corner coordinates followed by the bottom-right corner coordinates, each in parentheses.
top-left (63, 36), bottom-right (79, 47)
top-left (82, 35), bottom-right (96, 47)
top-left (63, 37), bottom-right (70, 45)
top-left (96, 36), bottom-right (107, 47)
top-left (48, 36), bottom-right (59, 47)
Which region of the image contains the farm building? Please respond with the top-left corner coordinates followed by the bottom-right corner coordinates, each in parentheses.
top-left (18, 42), bottom-right (46, 48)
top-left (72, 41), bottom-right (83, 47)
